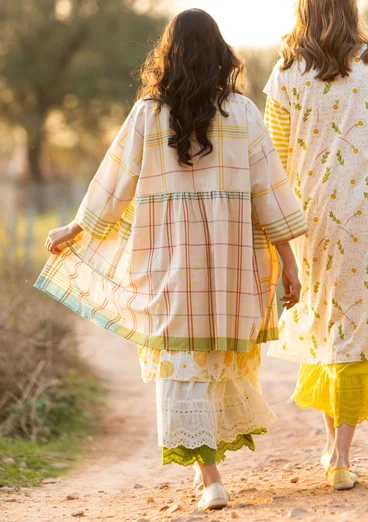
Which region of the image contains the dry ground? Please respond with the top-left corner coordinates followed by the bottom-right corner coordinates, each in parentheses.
top-left (1, 320), bottom-right (368, 522)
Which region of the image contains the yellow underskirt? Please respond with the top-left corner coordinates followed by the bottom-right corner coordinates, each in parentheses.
top-left (292, 361), bottom-right (368, 428)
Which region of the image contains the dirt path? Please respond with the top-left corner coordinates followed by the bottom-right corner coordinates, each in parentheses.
top-left (2, 320), bottom-right (368, 522)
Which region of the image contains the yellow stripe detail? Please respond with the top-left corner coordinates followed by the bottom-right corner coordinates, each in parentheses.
top-left (264, 97), bottom-right (291, 170)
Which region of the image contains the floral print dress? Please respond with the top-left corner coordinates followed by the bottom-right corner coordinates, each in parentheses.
top-left (264, 47), bottom-right (368, 366)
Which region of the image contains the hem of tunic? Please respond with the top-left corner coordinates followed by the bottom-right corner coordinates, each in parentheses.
top-left (34, 268), bottom-right (279, 352)
top-left (267, 346), bottom-right (367, 365)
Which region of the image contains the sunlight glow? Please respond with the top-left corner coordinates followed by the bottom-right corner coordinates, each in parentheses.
top-left (171, 0), bottom-right (296, 48)
top-left (170, 0), bottom-right (368, 48)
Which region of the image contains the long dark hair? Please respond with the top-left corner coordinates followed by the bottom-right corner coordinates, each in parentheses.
top-left (138, 9), bottom-right (244, 166)
top-left (281, 0), bottom-right (368, 81)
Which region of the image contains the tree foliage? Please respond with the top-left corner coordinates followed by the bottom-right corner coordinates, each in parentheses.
top-left (242, 47), bottom-right (279, 112)
top-left (0, 0), bottom-right (166, 180)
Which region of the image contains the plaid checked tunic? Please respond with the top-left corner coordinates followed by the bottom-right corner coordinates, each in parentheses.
top-left (35, 94), bottom-right (307, 353)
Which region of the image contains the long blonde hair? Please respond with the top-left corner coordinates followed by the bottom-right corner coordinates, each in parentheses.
top-left (281, 0), bottom-right (368, 81)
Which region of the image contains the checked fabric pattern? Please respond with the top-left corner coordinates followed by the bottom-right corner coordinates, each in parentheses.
top-left (35, 94), bottom-right (307, 352)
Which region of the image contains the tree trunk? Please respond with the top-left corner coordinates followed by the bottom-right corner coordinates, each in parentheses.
top-left (27, 131), bottom-right (44, 182)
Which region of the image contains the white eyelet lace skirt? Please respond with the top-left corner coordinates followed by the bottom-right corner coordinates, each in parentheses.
top-left (138, 345), bottom-right (277, 450)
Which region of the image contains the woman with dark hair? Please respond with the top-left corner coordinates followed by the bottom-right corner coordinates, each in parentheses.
top-left (37, 9), bottom-right (306, 509)
top-left (265, 0), bottom-right (368, 491)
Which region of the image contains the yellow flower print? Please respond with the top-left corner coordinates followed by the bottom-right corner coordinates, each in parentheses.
top-left (160, 360), bottom-right (175, 378)
top-left (193, 351), bottom-right (208, 367)
top-left (355, 57), bottom-right (361, 63)
top-left (353, 237), bottom-right (359, 243)
top-left (202, 370), bottom-right (210, 380)
top-left (331, 191), bottom-right (337, 199)
top-left (353, 148), bottom-right (359, 154)
top-left (352, 268), bottom-right (357, 274)
top-left (350, 179), bottom-right (356, 185)
top-left (353, 88), bottom-right (358, 94)
top-left (224, 351), bottom-right (234, 368)
top-left (288, 147), bottom-right (294, 153)
top-left (333, 102), bottom-right (339, 110)
top-left (151, 348), bottom-right (162, 364)
top-left (306, 81), bottom-right (311, 86)
top-left (308, 170), bottom-right (313, 177)
top-left (313, 217), bottom-right (319, 223)
top-left (313, 129), bottom-right (320, 135)
top-left (281, 86), bottom-right (287, 91)
top-left (358, 121), bottom-right (364, 126)
top-left (237, 352), bottom-right (249, 370)
top-left (346, 353), bottom-right (351, 358)
top-left (357, 210), bottom-right (362, 215)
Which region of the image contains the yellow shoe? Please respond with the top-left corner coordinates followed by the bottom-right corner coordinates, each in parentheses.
top-left (327, 467), bottom-right (358, 490)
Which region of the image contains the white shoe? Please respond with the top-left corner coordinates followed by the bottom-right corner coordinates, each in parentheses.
top-left (197, 482), bottom-right (228, 511)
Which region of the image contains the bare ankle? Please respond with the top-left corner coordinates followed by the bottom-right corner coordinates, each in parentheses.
top-left (324, 443), bottom-right (334, 455)
top-left (330, 451), bottom-right (350, 468)
top-left (198, 463), bottom-right (221, 487)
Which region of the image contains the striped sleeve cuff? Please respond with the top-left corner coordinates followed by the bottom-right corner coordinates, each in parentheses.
top-left (75, 203), bottom-right (116, 240)
top-left (263, 210), bottom-right (308, 245)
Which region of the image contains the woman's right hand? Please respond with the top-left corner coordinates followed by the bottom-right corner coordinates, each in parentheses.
top-left (45, 220), bottom-right (83, 255)
top-left (276, 241), bottom-right (301, 310)
top-left (280, 263), bottom-right (301, 310)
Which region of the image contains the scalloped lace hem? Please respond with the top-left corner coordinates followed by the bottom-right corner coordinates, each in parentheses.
top-left (156, 376), bottom-right (277, 448)
top-left (162, 430), bottom-right (267, 466)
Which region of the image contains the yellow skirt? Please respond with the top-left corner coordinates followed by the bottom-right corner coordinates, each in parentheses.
top-left (293, 361), bottom-right (368, 427)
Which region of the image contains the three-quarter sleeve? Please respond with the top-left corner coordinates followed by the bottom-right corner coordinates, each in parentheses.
top-left (75, 99), bottom-right (145, 240)
top-left (246, 100), bottom-right (308, 245)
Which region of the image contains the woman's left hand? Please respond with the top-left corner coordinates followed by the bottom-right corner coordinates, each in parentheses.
top-left (45, 221), bottom-right (83, 255)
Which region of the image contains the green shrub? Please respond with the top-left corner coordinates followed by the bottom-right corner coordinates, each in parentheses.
top-left (0, 265), bottom-right (103, 441)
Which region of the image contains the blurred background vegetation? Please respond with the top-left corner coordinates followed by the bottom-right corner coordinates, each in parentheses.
top-left (0, 0), bottom-right (167, 488)
top-left (0, 0), bottom-right (366, 488)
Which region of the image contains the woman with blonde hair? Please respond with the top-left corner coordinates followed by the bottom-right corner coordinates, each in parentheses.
top-left (265, 0), bottom-right (368, 490)
top-left (36, 9), bottom-right (306, 509)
